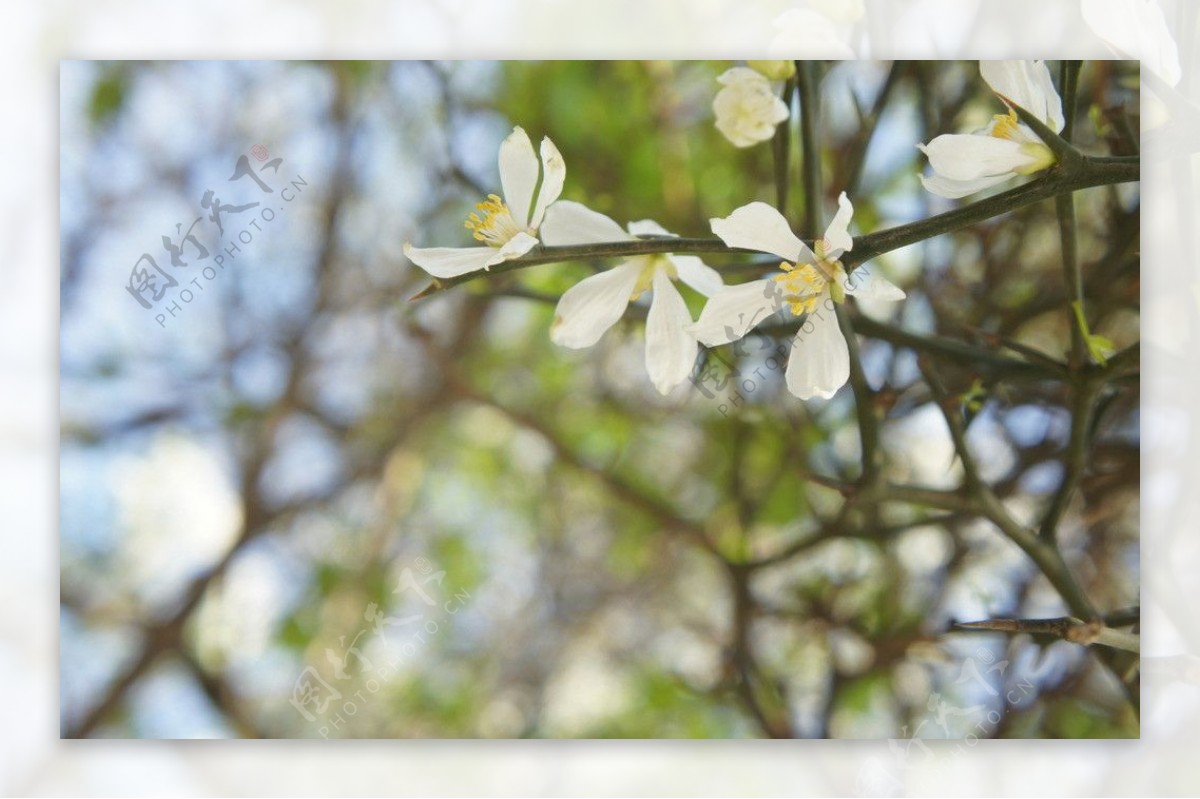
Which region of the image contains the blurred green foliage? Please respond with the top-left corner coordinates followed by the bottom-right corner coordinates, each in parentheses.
top-left (60, 60), bottom-right (1140, 740)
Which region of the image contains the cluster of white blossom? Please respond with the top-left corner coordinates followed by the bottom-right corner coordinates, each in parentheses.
top-left (405, 61), bottom-right (1064, 401)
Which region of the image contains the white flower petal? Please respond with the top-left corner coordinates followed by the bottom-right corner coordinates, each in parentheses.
top-left (403, 243), bottom-right (499, 279)
top-left (486, 231), bottom-right (539, 266)
top-left (823, 192), bottom-right (855, 257)
top-left (1083, 0), bottom-right (1180, 87)
top-left (844, 267), bottom-right (906, 301)
top-left (918, 135), bottom-right (1035, 181)
top-left (1005, 121), bottom-right (1045, 149)
top-left (550, 260), bottom-right (642, 349)
top-left (716, 66), bottom-right (766, 87)
top-left (980, 60), bottom-right (1064, 132)
top-left (645, 269), bottom-right (700, 395)
top-left (627, 219), bottom-right (673, 237)
top-left (807, 0), bottom-right (863, 25)
top-left (747, 60), bottom-right (796, 81)
top-left (540, 201), bottom-right (632, 246)
top-left (530, 136), bottom-right (566, 228)
top-left (670, 255), bottom-right (724, 298)
top-left (710, 202), bottom-right (812, 263)
top-left (768, 9), bottom-right (856, 59)
top-left (498, 126), bottom-right (539, 229)
top-left (688, 279), bottom-right (783, 347)
top-left (713, 68), bottom-right (790, 148)
top-left (919, 171), bottom-right (1015, 199)
top-left (785, 305), bottom-right (849, 400)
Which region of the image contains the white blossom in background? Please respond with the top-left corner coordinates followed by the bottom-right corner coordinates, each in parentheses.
top-left (713, 67), bottom-right (790, 148)
top-left (1082, 0), bottom-right (1180, 86)
top-left (746, 60), bottom-right (796, 81)
top-left (917, 60), bottom-right (1064, 199)
top-left (806, 0), bottom-right (865, 26)
top-left (404, 126), bottom-right (565, 278)
top-left (690, 193), bottom-right (904, 400)
top-left (768, 0), bottom-right (865, 60)
top-left (540, 201), bottom-right (724, 395)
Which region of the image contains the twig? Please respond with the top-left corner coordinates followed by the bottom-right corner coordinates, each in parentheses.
top-left (772, 77), bottom-right (796, 218)
top-left (1039, 372), bottom-right (1101, 541)
top-left (1056, 61), bottom-right (1086, 370)
top-left (917, 357), bottom-right (1097, 620)
top-left (953, 616), bottom-right (1139, 654)
top-left (451, 380), bottom-right (721, 558)
top-left (842, 315), bottom-right (1065, 380)
top-left (837, 306), bottom-right (882, 484)
top-left (844, 62), bottom-right (905, 194)
top-left (796, 60), bottom-right (823, 234)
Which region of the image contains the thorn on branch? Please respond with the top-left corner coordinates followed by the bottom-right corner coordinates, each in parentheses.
top-left (410, 280), bottom-right (442, 301)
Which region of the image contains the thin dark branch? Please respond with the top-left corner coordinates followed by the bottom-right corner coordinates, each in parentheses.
top-left (1039, 372), bottom-right (1102, 541)
top-left (953, 615), bottom-right (1139, 654)
top-left (796, 60), bottom-right (823, 234)
top-left (1057, 60), bottom-right (1085, 370)
top-left (917, 358), bottom-right (1097, 621)
top-left (844, 61), bottom-right (905, 194)
top-left (410, 156), bottom-right (1139, 300)
top-left (837, 306), bottom-right (882, 484)
top-left (773, 77), bottom-right (796, 217)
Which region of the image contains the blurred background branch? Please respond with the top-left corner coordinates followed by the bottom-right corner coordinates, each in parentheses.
top-left (60, 59), bottom-right (1140, 740)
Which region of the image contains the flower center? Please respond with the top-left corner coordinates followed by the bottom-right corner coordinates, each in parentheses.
top-left (772, 247), bottom-right (845, 316)
top-left (630, 256), bottom-right (676, 301)
top-left (991, 110), bottom-right (1056, 174)
top-left (464, 194), bottom-right (526, 248)
top-left (990, 109), bottom-right (1022, 142)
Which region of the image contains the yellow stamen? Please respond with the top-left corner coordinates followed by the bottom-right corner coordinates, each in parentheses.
top-left (991, 109), bottom-right (1056, 175)
top-left (464, 194), bottom-right (525, 247)
top-left (630, 256), bottom-right (676, 301)
top-left (772, 257), bottom-right (847, 316)
top-left (990, 109), bottom-right (1021, 142)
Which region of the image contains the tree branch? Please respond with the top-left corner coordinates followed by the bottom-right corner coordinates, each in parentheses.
top-left (409, 157), bottom-right (1139, 300)
top-left (918, 357), bottom-right (1097, 620)
top-left (953, 615), bottom-right (1139, 654)
top-left (796, 60), bottom-right (823, 233)
top-left (772, 76), bottom-right (796, 218)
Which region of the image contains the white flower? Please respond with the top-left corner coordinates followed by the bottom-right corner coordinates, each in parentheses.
top-left (768, 7), bottom-right (858, 60)
top-left (404, 126), bottom-right (565, 278)
top-left (1083, 0), bottom-right (1180, 87)
top-left (689, 194), bottom-right (904, 400)
top-left (747, 60), bottom-right (796, 81)
top-left (713, 67), bottom-right (790, 148)
top-left (540, 201), bottom-right (724, 395)
top-left (918, 61), bottom-right (1064, 199)
top-left (806, 0), bottom-right (864, 27)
